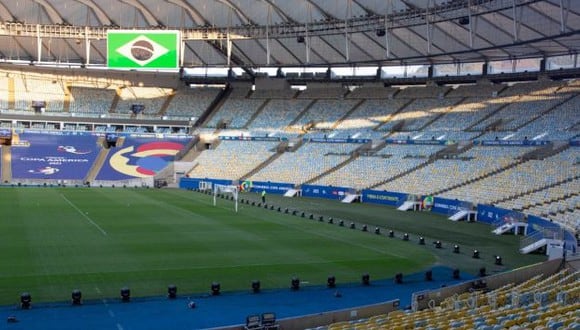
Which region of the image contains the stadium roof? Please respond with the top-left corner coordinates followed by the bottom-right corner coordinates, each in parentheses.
top-left (0, 0), bottom-right (579, 68)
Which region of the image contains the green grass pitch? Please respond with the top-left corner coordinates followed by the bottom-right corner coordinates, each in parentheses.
top-left (0, 187), bottom-right (546, 305)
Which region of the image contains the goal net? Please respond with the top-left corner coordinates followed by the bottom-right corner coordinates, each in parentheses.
top-left (213, 184), bottom-right (239, 213)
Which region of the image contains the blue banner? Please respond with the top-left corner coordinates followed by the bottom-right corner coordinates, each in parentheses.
top-left (564, 231), bottom-right (577, 254)
top-left (219, 135), bottom-right (284, 142)
top-left (385, 139), bottom-right (448, 145)
top-left (243, 181), bottom-right (294, 195)
top-left (304, 138), bottom-right (371, 144)
top-left (474, 140), bottom-right (551, 146)
top-left (431, 197), bottom-right (473, 216)
top-left (361, 190), bottom-right (408, 207)
top-left (570, 140), bottom-right (580, 147)
top-left (526, 214), bottom-right (561, 235)
top-left (301, 184), bottom-right (352, 200)
top-left (476, 204), bottom-right (524, 225)
top-left (179, 177), bottom-right (234, 189)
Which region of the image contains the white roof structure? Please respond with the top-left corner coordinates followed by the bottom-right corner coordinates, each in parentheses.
top-left (0, 0), bottom-right (578, 68)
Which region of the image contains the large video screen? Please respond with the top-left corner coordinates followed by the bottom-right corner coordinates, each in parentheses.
top-left (107, 30), bottom-right (180, 70)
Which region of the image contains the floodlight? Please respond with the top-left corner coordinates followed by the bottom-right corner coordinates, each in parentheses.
top-left (375, 227), bottom-right (380, 235)
top-left (434, 241), bottom-right (442, 249)
top-left (425, 270), bottom-right (433, 281)
top-left (71, 289), bottom-right (82, 305)
top-left (327, 275), bottom-right (336, 288)
top-left (251, 280), bottom-right (260, 293)
top-left (453, 245), bottom-right (460, 253)
top-left (479, 267), bottom-right (486, 277)
top-left (395, 273), bottom-right (403, 284)
top-left (419, 237), bottom-right (425, 245)
top-left (362, 273), bottom-right (370, 285)
top-left (473, 249), bottom-right (480, 259)
top-left (20, 292), bottom-right (31, 309)
top-left (452, 268), bottom-right (460, 279)
top-left (291, 277), bottom-right (300, 290)
top-left (403, 233), bottom-right (409, 241)
top-left (211, 282), bottom-right (220, 295)
top-left (389, 230), bottom-right (394, 238)
top-left (120, 287), bottom-right (130, 302)
top-left (495, 255), bottom-right (503, 265)
top-left (167, 284), bottom-right (177, 299)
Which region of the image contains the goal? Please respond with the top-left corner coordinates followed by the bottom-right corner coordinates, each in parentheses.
top-left (213, 184), bottom-right (239, 213)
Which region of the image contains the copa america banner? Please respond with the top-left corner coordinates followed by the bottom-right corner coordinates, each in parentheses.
top-left (107, 30), bottom-right (180, 69)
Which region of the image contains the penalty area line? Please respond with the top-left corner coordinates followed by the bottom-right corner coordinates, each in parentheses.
top-left (60, 194), bottom-right (108, 236)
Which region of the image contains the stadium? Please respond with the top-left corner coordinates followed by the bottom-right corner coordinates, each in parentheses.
top-left (0, 0), bottom-right (578, 329)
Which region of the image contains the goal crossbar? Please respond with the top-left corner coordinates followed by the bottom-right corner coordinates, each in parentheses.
top-left (213, 184), bottom-right (239, 213)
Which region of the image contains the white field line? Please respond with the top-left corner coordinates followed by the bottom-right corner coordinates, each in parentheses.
top-left (60, 194), bottom-right (108, 236)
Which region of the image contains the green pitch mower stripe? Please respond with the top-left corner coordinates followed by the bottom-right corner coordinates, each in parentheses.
top-left (0, 188), bottom-right (544, 305)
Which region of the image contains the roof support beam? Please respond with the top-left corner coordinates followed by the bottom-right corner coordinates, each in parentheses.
top-left (32, 0), bottom-right (64, 24)
top-left (166, 0), bottom-right (206, 26)
top-left (73, 0), bottom-right (113, 25)
top-left (559, 0), bottom-right (566, 32)
top-left (118, 0), bottom-right (159, 26)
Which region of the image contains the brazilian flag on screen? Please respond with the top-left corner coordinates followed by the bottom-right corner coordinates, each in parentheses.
top-left (107, 30), bottom-right (179, 69)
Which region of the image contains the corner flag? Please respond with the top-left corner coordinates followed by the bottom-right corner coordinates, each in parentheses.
top-left (107, 30), bottom-right (180, 69)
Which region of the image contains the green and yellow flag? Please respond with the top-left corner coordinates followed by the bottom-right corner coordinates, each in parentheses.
top-left (107, 30), bottom-right (180, 69)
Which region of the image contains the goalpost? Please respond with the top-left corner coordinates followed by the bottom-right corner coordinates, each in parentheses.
top-left (213, 184), bottom-right (239, 213)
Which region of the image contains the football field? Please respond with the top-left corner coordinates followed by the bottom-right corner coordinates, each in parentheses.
top-left (0, 187), bottom-right (545, 305)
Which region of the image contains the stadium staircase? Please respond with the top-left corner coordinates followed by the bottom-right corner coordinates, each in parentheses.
top-left (63, 82), bottom-right (71, 113)
top-left (302, 143), bottom-right (371, 185)
top-left (174, 134), bottom-right (200, 161)
top-left (367, 156), bottom-right (437, 190)
top-left (464, 97), bottom-right (516, 131)
top-left (495, 175), bottom-right (580, 207)
top-left (373, 99), bottom-right (415, 131)
top-left (157, 90), bottom-right (176, 116)
top-left (520, 186), bottom-right (579, 212)
top-left (1, 145), bottom-right (12, 183)
top-left (520, 229), bottom-right (564, 254)
top-left (7, 77), bottom-right (15, 109)
top-left (84, 136), bottom-right (125, 184)
top-left (285, 100), bottom-right (317, 132)
top-left (109, 88), bottom-right (121, 113)
top-left (512, 92), bottom-right (577, 131)
top-left (243, 99), bottom-right (270, 128)
top-left (417, 97), bottom-right (468, 131)
top-left (195, 84), bottom-right (232, 128)
top-left (430, 158), bottom-right (529, 196)
top-left (238, 141), bottom-right (287, 181)
top-left (329, 99), bottom-right (365, 130)
top-left (367, 142), bottom-right (470, 191)
top-left (492, 221), bottom-right (527, 235)
top-left (490, 144), bottom-right (575, 205)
